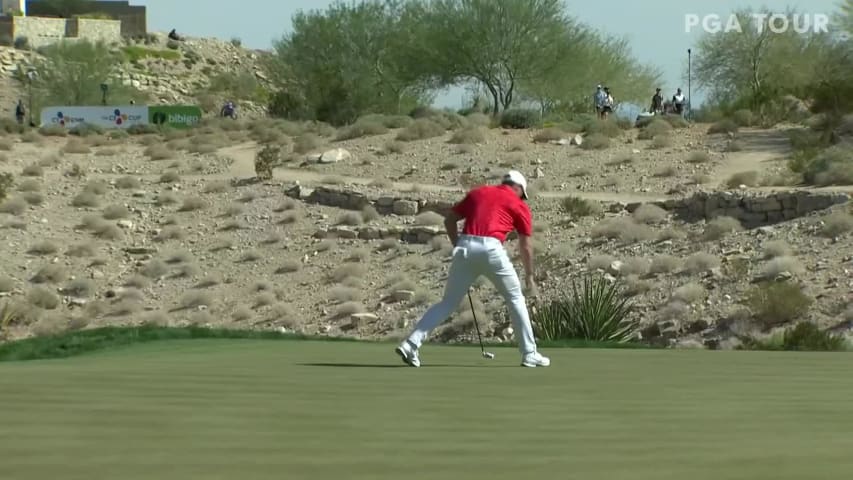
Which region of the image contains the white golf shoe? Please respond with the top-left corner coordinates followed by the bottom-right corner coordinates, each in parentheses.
top-left (395, 341), bottom-right (421, 367)
top-left (521, 351), bottom-right (550, 368)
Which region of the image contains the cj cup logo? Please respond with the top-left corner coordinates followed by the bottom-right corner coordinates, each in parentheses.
top-left (51, 111), bottom-right (84, 126)
top-left (103, 109), bottom-right (142, 125)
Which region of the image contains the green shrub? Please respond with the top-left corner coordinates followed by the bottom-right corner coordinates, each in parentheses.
top-left (499, 109), bottom-right (541, 129)
top-left (732, 109), bottom-right (755, 127)
top-left (532, 274), bottom-right (636, 342)
top-left (745, 281), bottom-right (812, 329)
top-left (121, 46), bottom-right (181, 62)
top-left (254, 144), bottom-right (280, 181)
top-left (708, 119), bottom-right (739, 135)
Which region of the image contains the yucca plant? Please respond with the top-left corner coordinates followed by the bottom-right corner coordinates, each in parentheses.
top-left (533, 274), bottom-right (637, 342)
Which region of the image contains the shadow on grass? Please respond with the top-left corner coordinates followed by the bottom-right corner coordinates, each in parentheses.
top-left (0, 326), bottom-right (653, 363)
top-left (297, 363), bottom-right (515, 368)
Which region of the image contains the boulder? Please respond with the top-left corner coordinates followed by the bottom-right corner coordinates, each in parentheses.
top-left (570, 134), bottom-right (583, 146)
top-left (392, 200), bottom-right (419, 216)
top-left (319, 148), bottom-right (352, 164)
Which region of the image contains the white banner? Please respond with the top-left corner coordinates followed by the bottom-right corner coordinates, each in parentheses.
top-left (40, 106), bottom-right (149, 130)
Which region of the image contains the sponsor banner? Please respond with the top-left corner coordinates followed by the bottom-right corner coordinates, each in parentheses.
top-left (40, 106), bottom-right (148, 130)
top-left (148, 105), bottom-right (202, 129)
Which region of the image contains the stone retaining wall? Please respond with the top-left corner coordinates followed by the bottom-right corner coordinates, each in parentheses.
top-left (290, 186), bottom-right (455, 218)
top-left (315, 225), bottom-right (444, 244)
top-left (631, 191), bottom-right (850, 227)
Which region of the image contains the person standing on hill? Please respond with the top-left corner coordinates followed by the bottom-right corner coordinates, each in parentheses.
top-left (650, 88), bottom-right (664, 114)
top-left (673, 88), bottom-right (686, 116)
top-left (594, 84), bottom-right (607, 119)
top-left (395, 170), bottom-right (550, 368)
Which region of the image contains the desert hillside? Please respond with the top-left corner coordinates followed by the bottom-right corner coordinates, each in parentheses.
top-left (1, 112), bottom-right (851, 349)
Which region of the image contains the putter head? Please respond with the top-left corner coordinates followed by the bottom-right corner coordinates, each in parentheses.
top-left (483, 352), bottom-right (495, 359)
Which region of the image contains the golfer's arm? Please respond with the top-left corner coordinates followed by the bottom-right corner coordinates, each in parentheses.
top-left (517, 234), bottom-right (534, 280)
top-left (444, 211), bottom-right (462, 246)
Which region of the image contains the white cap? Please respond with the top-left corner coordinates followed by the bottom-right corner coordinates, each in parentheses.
top-left (503, 170), bottom-right (528, 200)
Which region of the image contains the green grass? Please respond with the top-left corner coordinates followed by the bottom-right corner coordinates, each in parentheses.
top-left (1, 331), bottom-right (852, 479)
top-left (122, 46), bottom-right (181, 62)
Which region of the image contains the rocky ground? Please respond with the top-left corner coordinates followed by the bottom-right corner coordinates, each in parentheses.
top-left (1, 116), bottom-right (852, 349)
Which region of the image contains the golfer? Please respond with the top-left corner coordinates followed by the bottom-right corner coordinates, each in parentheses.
top-left (396, 170), bottom-right (550, 368)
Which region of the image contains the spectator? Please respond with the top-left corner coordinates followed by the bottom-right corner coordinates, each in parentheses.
top-left (594, 85), bottom-right (607, 119)
top-left (650, 88), bottom-right (664, 114)
top-left (15, 100), bottom-right (25, 125)
top-left (672, 88), bottom-right (687, 116)
top-left (601, 87), bottom-right (614, 120)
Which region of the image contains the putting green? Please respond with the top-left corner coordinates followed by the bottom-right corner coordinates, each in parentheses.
top-left (1, 340), bottom-right (852, 480)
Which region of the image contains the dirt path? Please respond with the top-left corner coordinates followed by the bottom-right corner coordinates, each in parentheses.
top-left (219, 143), bottom-right (670, 204)
top-left (712, 128), bottom-right (793, 183)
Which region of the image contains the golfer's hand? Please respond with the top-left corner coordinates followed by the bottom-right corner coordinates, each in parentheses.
top-left (525, 279), bottom-right (539, 299)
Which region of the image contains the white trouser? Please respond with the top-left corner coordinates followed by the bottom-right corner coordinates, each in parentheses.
top-left (406, 234), bottom-right (538, 354)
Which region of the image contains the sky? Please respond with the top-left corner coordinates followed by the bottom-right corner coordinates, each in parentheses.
top-left (134, 0), bottom-right (845, 109)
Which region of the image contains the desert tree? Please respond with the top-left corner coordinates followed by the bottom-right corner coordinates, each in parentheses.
top-left (407, 0), bottom-right (569, 115)
top-left (24, 40), bottom-right (144, 111)
top-left (268, 0), bottom-right (434, 125)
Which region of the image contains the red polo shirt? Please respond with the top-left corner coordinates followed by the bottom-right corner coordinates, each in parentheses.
top-left (451, 185), bottom-right (532, 242)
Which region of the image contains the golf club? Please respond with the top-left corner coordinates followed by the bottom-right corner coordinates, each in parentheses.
top-left (468, 291), bottom-right (495, 359)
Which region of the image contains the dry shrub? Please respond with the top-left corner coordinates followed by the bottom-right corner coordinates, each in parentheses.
top-left (383, 141), bottom-right (405, 154)
top-left (254, 292), bottom-right (275, 307)
top-left (448, 127), bottom-right (485, 145)
top-left (533, 128), bottom-right (564, 143)
top-left (688, 173), bottom-right (711, 185)
top-left (220, 219), bottom-right (246, 231)
top-left (346, 249), bottom-right (370, 263)
top-left (377, 238), bottom-right (400, 252)
top-left (0, 276), bottom-right (14, 293)
top-left (415, 211), bottom-right (444, 226)
top-left (0, 196), bottom-right (27, 215)
top-left (269, 303), bottom-right (299, 328)
top-left (334, 301), bottom-right (365, 318)
top-left (761, 256), bottom-right (805, 279)
top-left (276, 260), bottom-right (301, 274)
top-left (278, 211), bottom-right (301, 225)
top-left (21, 131), bottom-right (41, 143)
top-left (28, 240), bottom-right (59, 256)
top-left (638, 119), bottom-right (672, 140)
top-left (203, 180), bottom-right (230, 194)
top-left (145, 144), bottom-right (174, 160)
top-left (179, 291), bottom-right (213, 310)
top-left (650, 255), bottom-right (681, 274)
top-left (123, 275), bottom-right (150, 289)
top-left (232, 305), bottom-right (253, 322)
top-left (685, 252), bottom-right (720, 274)
top-left (369, 178), bottom-right (393, 189)
top-left (93, 222), bottom-right (122, 240)
top-left (102, 204), bottom-right (130, 220)
top-left (63, 139), bottom-right (90, 154)
top-left (63, 278), bottom-right (95, 298)
top-left (293, 133), bottom-right (321, 154)
top-left (159, 171), bottom-right (180, 184)
top-left (320, 175), bottom-right (345, 185)
top-left (337, 212), bottom-right (363, 226)
top-left (673, 282), bottom-right (706, 304)
top-left (31, 313), bottom-right (67, 337)
top-left (274, 198), bottom-right (297, 212)
top-left (632, 204), bottom-right (668, 224)
top-left (329, 286), bottom-right (361, 303)
top-left (141, 259), bottom-right (168, 279)
top-left (21, 164), bottom-right (44, 177)
top-left (687, 151), bottom-right (711, 164)
top-left (650, 135), bottom-right (673, 149)
top-left (620, 257), bottom-right (650, 276)
top-left (240, 250), bottom-right (262, 263)
top-left (21, 192), bottom-right (43, 205)
top-left (763, 240), bottom-right (792, 259)
top-left (703, 216), bottom-right (743, 240)
top-left (115, 176), bottom-right (141, 190)
top-left (624, 275), bottom-right (654, 297)
top-left (335, 120), bottom-right (388, 140)
top-left (820, 211), bottom-right (853, 238)
top-left (725, 171), bottom-right (759, 189)
top-left (588, 254), bottom-right (616, 271)
top-left (84, 180), bottom-right (109, 195)
top-left (71, 192), bottom-right (100, 208)
top-left (155, 225), bottom-right (185, 242)
top-left (331, 264), bottom-right (365, 284)
top-left (156, 192), bottom-right (179, 206)
top-left (396, 119), bottom-right (445, 142)
top-left (591, 218), bottom-right (655, 244)
top-left (30, 264), bottom-right (67, 284)
top-left (17, 179), bottom-right (41, 192)
top-left (179, 197), bottom-right (206, 212)
top-left (653, 165), bottom-right (677, 177)
top-left (27, 286), bottom-right (59, 310)
top-left (580, 133), bottom-right (610, 150)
